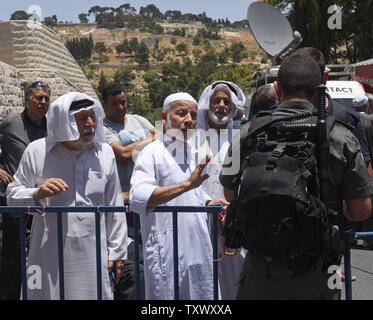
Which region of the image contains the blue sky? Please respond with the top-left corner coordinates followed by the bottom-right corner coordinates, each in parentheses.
top-left (0, 0), bottom-right (256, 23)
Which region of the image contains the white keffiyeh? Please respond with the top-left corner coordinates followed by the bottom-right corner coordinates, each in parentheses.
top-left (196, 81), bottom-right (246, 130)
top-left (46, 92), bottom-right (106, 151)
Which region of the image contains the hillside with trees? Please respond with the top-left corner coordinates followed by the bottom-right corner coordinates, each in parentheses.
top-left (46, 3), bottom-right (267, 122)
top-left (10, 2), bottom-right (373, 122)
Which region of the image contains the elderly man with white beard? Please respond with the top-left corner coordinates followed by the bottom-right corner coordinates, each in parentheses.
top-left (129, 92), bottom-right (229, 300)
top-left (6, 92), bottom-right (128, 300)
top-left (195, 81), bottom-right (246, 300)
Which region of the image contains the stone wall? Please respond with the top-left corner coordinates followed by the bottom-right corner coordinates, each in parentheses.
top-left (18, 69), bottom-right (83, 102)
top-left (0, 61), bottom-right (23, 118)
top-left (0, 20), bottom-right (98, 104)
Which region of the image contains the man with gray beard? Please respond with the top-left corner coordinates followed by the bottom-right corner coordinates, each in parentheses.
top-left (130, 92), bottom-right (228, 300)
top-left (6, 92), bottom-right (127, 299)
top-left (195, 81), bottom-right (246, 300)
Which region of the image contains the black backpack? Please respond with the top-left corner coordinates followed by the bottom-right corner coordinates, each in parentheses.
top-left (223, 111), bottom-right (335, 263)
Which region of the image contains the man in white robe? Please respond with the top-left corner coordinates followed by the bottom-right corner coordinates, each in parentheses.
top-left (196, 81), bottom-right (246, 300)
top-left (6, 92), bottom-right (128, 300)
top-left (129, 92), bottom-right (228, 300)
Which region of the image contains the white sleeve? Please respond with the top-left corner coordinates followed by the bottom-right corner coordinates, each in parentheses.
top-left (135, 115), bottom-right (154, 134)
top-left (104, 149), bottom-right (128, 261)
top-left (129, 147), bottom-right (158, 215)
top-left (103, 125), bottom-right (120, 145)
top-left (6, 146), bottom-right (39, 207)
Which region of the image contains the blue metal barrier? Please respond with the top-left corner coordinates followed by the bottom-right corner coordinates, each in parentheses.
top-left (0, 205), bottom-right (222, 300)
top-left (1, 205), bottom-right (370, 300)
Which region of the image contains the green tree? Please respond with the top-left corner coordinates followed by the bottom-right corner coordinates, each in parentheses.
top-left (10, 10), bottom-right (30, 20)
top-left (139, 4), bottom-right (164, 19)
top-left (219, 48), bottom-right (230, 65)
top-left (211, 63), bottom-right (254, 88)
top-left (265, 0), bottom-right (373, 63)
top-left (78, 13), bottom-right (89, 23)
top-left (118, 3), bottom-right (136, 15)
top-left (230, 42), bottom-right (247, 63)
top-left (94, 42), bottom-right (107, 54)
top-left (192, 35), bottom-right (202, 46)
top-left (176, 43), bottom-right (188, 55)
top-left (127, 93), bottom-right (152, 118)
top-left (44, 15), bottom-right (57, 27)
top-left (116, 39), bottom-right (132, 56)
top-left (66, 35), bottom-right (94, 65)
top-left (135, 42), bottom-right (150, 66)
top-left (129, 37), bottom-right (139, 52)
top-left (170, 37), bottom-right (177, 45)
top-left (88, 6), bottom-right (104, 19)
top-left (113, 68), bottom-right (135, 90)
top-left (164, 10), bottom-right (182, 21)
top-left (153, 24), bottom-right (164, 35)
top-left (97, 72), bottom-right (108, 98)
top-left (192, 49), bottom-right (202, 61)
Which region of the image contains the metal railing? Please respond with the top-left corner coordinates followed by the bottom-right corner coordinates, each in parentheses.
top-left (343, 230), bottom-right (373, 300)
top-left (0, 205), bottom-right (371, 300)
top-left (0, 205), bottom-right (222, 300)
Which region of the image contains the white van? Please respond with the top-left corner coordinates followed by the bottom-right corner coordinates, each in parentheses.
top-left (325, 80), bottom-right (365, 109)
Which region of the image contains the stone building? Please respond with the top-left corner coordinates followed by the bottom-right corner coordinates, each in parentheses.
top-left (158, 21), bottom-right (204, 36)
top-left (0, 20), bottom-right (97, 118)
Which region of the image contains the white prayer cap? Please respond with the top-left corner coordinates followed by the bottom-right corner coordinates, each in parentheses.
top-left (163, 92), bottom-right (197, 111)
top-left (352, 94), bottom-right (368, 108)
top-left (46, 92), bottom-right (106, 151)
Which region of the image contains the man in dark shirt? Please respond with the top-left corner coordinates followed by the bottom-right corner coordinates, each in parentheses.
top-left (0, 81), bottom-right (50, 300)
top-left (294, 47), bottom-right (371, 164)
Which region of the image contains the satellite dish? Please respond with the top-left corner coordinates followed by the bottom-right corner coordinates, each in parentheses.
top-left (247, 2), bottom-right (302, 63)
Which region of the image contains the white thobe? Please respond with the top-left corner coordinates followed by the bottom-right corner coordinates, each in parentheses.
top-left (196, 127), bottom-right (246, 300)
top-left (6, 139), bottom-right (127, 300)
top-left (129, 136), bottom-right (215, 300)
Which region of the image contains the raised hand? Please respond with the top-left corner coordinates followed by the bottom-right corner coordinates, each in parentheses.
top-left (186, 155), bottom-right (211, 190)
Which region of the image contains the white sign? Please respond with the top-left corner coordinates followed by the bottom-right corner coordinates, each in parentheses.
top-left (326, 81), bottom-right (365, 99)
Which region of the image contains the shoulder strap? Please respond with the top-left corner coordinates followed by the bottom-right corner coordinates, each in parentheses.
top-left (232, 111), bottom-right (315, 191)
top-left (334, 119), bottom-right (354, 131)
top-left (244, 111), bottom-right (314, 142)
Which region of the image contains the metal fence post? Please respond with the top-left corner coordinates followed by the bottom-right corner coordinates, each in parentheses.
top-left (133, 212), bottom-right (141, 300)
top-left (211, 209), bottom-right (219, 300)
top-left (19, 211), bottom-right (28, 300)
top-left (57, 212), bottom-right (65, 300)
top-left (172, 210), bottom-right (179, 300)
top-left (344, 230), bottom-right (353, 300)
top-left (95, 208), bottom-right (102, 300)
